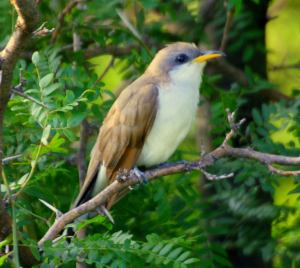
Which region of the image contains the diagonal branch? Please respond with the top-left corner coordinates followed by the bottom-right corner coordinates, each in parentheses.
top-left (38, 109), bottom-right (300, 246)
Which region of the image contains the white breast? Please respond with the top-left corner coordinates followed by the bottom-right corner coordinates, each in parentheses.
top-left (136, 62), bottom-right (203, 167)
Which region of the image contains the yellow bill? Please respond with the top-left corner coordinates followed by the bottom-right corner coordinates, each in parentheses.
top-left (192, 50), bottom-right (226, 63)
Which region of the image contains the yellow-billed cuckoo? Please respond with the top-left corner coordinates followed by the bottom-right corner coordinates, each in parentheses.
top-left (72, 42), bottom-right (225, 221)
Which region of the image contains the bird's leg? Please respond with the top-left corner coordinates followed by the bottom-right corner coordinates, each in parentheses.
top-left (133, 166), bottom-right (148, 184)
top-left (182, 160), bottom-right (192, 174)
top-left (96, 205), bottom-right (115, 224)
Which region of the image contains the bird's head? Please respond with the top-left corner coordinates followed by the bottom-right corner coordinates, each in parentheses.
top-left (147, 42), bottom-right (225, 86)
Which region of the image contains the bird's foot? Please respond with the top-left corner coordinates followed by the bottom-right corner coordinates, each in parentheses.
top-left (117, 168), bottom-right (131, 182)
top-left (96, 205), bottom-right (115, 224)
top-left (133, 166), bottom-right (148, 184)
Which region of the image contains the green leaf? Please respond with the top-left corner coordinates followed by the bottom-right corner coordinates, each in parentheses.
top-left (123, 239), bottom-right (131, 250)
top-left (11, 105), bottom-right (27, 111)
top-left (228, 0), bottom-right (239, 9)
top-left (64, 90), bottom-right (75, 105)
top-left (176, 251), bottom-right (191, 262)
top-left (146, 253), bottom-right (156, 263)
top-left (30, 246), bottom-right (41, 261)
top-left (43, 240), bottom-right (52, 247)
top-left (152, 242), bottom-right (164, 253)
top-left (262, 104), bottom-right (270, 121)
top-left (78, 215), bottom-right (106, 231)
top-left (159, 243), bottom-right (173, 256)
top-left (183, 258), bottom-right (200, 264)
top-left (91, 104), bottom-right (104, 121)
top-left (212, 254), bottom-right (233, 267)
top-left (102, 89), bottom-right (116, 100)
top-left (68, 113), bottom-right (87, 127)
top-left (167, 247), bottom-right (184, 260)
top-left (88, 249), bottom-right (99, 261)
top-left (42, 83), bottom-right (62, 96)
top-left (252, 108), bottom-right (263, 125)
top-left (177, 186), bottom-right (193, 207)
top-left (155, 255), bottom-right (165, 265)
top-left (101, 252), bottom-right (114, 264)
top-left (0, 253), bottom-right (12, 266)
top-left (64, 128), bottom-right (76, 141)
top-left (32, 51), bottom-right (40, 65)
top-left (288, 185), bottom-right (300, 195)
top-left (41, 125), bottom-right (51, 145)
top-left (25, 89), bottom-right (40, 94)
top-left (210, 242), bottom-right (228, 257)
top-left (40, 73), bottom-right (54, 89)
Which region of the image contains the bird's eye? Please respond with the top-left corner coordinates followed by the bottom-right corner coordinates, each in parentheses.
top-left (175, 54), bottom-right (188, 63)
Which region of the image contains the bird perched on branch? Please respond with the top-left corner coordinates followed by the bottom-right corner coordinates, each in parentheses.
top-left (71, 42), bottom-right (225, 223)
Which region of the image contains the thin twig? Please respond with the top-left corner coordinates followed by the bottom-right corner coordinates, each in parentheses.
top-left (33, 21), bottom-right (55, 36)
top-left (2, 155), bottom-right (22, 164)
top-left (267, 164), bottom-right (300, 176)
top-left (11, 89), bottom-right (53, 110)
top-left (94, 56), bottom-right (115, 88)
top-left (116, 9), bottom-right (153, 58)
top-left (51, 0), bottom-right (90, 43)
top-left (219, 2), bottom-right (235, 52)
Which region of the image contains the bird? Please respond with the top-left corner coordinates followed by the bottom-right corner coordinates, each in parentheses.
top-left (71, 42), bottom-right (225, 222)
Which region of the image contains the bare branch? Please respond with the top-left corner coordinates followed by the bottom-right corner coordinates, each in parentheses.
top-left (267, 164), bottom-right (300, 177)
top-left (2, 155), bottom-right (22, 164)
top-left (33, 22), bottom-right (55, 36)
top-left (11, 89), bottom-right (53, 110)
top-left (223, 108), bottom-right (246, 144)
top-left (219, 2), bottom-right (234, 52)
top-left (200, 168), bottom-right (234, 181)
top-left (94, 57), bottom-right (115, 88)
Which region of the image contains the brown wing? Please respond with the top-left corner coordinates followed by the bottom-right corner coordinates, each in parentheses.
top-left (72, 83), bottom-right (158, 209)
top-left (100, 83), bottom-right (158, 209)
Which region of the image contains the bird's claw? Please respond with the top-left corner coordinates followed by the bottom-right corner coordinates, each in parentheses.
top-left (180, 160), bottom-right (191, 173)
top-left (133, 166), bottom-right (148, 184)
top-left (117, 168), bottom-right (131, 182)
